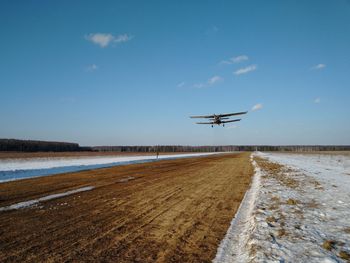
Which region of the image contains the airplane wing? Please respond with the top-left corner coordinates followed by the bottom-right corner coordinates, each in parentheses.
top-left (218, 111), bottom-right (248, 118)
top-left (221, 119), bottom-right (241, 123)
top-left (196, 122), bottom-right (215, 124)
top-left (190, 114), bottom-right (215, 119)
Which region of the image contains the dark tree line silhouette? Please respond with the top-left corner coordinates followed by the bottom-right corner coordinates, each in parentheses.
top-left (1, 139), bottom-right (349, 152)
top-left (92, 145), bottom-right (350, 152)
top-left (0, 139), bottom-right (90, 152)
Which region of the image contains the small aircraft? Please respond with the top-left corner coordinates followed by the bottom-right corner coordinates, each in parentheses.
top-left (190, 111), bottom-right (247, 127)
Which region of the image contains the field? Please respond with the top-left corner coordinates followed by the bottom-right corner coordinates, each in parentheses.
top-left (1, 151), bottom-right (350, 262)
top-left (216, 152), bottom-right (350, 263)
top-left (0, 152), bottom-right (219, 182)
top-left (0, 153), bottom-right (253, 262)
top-left (0, 151), bottom-right (191, 159)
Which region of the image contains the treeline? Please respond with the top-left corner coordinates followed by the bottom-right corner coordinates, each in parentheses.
top-left (93, 145), bottom-right (350, 152)
top-left (1, 139), bottom-right (349, 152)
top-left (0, 139), bottom-right (91, 152)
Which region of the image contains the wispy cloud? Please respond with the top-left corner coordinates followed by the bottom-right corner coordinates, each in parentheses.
top-left (86, 64), bottom-right (98, 72)
top-left (85, 33), bottom-right (133, 48)
top-left (193, 75), bottom-right (223, 89)
top-left (177, 82), bottom-right (185, 88)
top-left (311, 63), bottom-right (326, 70)
top-left (206, 25), bottom-right (219, 35)
top-left (314, 97), bottom-right (321, 103)
top-left (234, 64), bottom-right (257, 75)
top-left (208, 75), bottom-right (223, 85)
top-left (220, 55), bottom-right (248, 65)
top-left (252, 103), bottom-right (263, 111)
top-left (193, 83), bottom-right (205, 89)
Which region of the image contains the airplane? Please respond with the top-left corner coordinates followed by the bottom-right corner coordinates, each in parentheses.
top-left (190, 111), bottom-right (247, 127)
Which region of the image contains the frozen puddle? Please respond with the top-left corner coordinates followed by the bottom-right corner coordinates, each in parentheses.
top-left (215, 152), bottom-right (350, 263)
top-left (0, 152), bottom-right (220, 182)
top-left (0, 186), bottom-right (94, 212)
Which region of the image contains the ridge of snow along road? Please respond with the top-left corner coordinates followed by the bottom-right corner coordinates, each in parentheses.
top-left (213, 152), bottom-right (262, 263)
top-left (0, 152), bottom-right (222, 182)
top-left (214, 152), bottom-right (350, 263)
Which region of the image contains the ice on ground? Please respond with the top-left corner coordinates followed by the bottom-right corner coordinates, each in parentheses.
top-left (0, 152), bottom-right (220, 182)
top-left (215, 152), bottom-right (350, 263)
top-left (0, 186), bottom-right (94, 212)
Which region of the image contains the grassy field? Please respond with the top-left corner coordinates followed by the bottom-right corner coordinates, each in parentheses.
top-left (0, 153), bottom-right (253, 262)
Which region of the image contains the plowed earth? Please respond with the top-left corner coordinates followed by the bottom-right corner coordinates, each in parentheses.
top-left (0, 153), bottom-right (253, 263)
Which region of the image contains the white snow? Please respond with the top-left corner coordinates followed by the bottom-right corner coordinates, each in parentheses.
top-left (215, 152), bottom-right (350, 263)
top-left (0, 152), bottom-right (221, 182)
top-left (214, 153), bottom-right (262, 263)
top-left (0, 186), bottom-right (94, 212)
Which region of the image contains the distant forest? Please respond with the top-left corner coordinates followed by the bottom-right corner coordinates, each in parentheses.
top-left (0, 139), bottom-right (91, 152)
top-left (1, 139), bottom-right (349, 152)
top-left (93, 145), bottom-right (350, 152)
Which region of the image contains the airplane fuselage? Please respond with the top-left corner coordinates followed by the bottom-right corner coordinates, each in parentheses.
top-left (212, 115), bottom-right (223, 125)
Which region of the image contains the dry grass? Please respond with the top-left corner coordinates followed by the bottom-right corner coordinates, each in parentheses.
top-left (254, 157), bottom-right (300, 189)
top-left (277, 228), bottom-right (287, 237)
top-left (322, 240), bottom-right (337, 251)
top-left (286, 198), bottom-right (299, 205)
top-left (339, 250), bottom-right (350, 261)
top-left (266, 216), bottom-right (277, 223)
top-left (305, 199), bottom-right (320, 209)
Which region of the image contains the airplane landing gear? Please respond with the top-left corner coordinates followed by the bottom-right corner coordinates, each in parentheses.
top-left (211, 125), bottom-right (213, 128)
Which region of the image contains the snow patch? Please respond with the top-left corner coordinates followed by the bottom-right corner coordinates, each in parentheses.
top-left (0, 152), bottom-right (221, 182)
top-left (0, 186), bottom-right (94, 212)
top-left (214, 153), bottom-right (262, 263)
top-left (215, 152), bottom-right (350, 262)
top-left (117, 176), bottom-right (135, 183)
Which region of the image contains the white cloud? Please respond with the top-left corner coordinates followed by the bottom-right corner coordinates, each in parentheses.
top-left (314, 97), bottom-right (321, 103)
top-left (193, 75), bottom-right (223, 88)
top-left (252, 103), bottom-right (263, 111)
top-left (234, 64), bottom-right (257, 75)
top-left (220, 55), bottom-right (248, 65)
top-left (86, 64), bottom-right (98, 72)
top-left (85, 33), bottom-right (132, 47)
top-left (208, 75), bottom-right (223, 85)
top-left (311, 63), bottom-right (326, 70)
top-left (177, 82), bottom-right (185, 88)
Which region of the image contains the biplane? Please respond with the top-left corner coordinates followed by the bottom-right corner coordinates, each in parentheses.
top-left (190, 111), bottom-right (247, 127)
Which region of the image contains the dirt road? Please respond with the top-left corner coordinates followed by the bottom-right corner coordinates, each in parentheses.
top-left (0, 153), bottom-right (253, 262)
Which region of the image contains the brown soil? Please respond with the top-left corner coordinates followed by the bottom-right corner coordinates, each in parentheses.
top-left (0, 153), bottom-right (253, 262)
top-left (0, 151), bottom-right (197, 159)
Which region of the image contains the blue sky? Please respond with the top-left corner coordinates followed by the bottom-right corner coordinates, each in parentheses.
top-left (1, 0), bottom-right (350, 146)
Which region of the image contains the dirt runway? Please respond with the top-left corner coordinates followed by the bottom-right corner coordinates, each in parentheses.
top-left (0, 153), bottom-right (253, 262)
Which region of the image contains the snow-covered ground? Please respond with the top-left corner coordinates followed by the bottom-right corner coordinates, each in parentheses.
top-left (215, 152), bottom-right (350, 263)
top-left (0, 152), bottom-right (220, 182)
